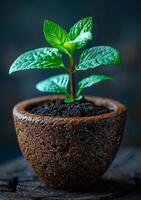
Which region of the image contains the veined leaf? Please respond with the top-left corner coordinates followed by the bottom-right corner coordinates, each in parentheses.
top-left (44, 20), bottom-right (69, 54)
top-left (67, 17), bottom-right (92, 49)
top-left (9, 48), bottom-right (64, 74)
top-left (77, 46), bottom-right (121, 70)
top-left (68, 17), bottom-right (92, 41)
top-left (36, 74), bottom-right (69, 94)
top-left (65, 32), bottom-right (92, 50)
top-left (77, 75), bottom-right (113, 95)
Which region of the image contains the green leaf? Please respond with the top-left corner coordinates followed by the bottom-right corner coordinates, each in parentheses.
top-left (9, 48), bottom-right (64, 74)
top-left (64, 95), bottom-right (83, 103)
top-left (44, 19), bottom-right (69, 55)
top-left (63, 42), bottom-right (76, 56)
top-left (64, 97), bottom-right (74, 103)
top-left (36, 74), bottom-right (69, 94)
top-left (65, 31), bottom-right (92, 50)
top-left (77, 75), bottom-right (113, 95)
top-left (77, 46), bottom-right (121, 70)
top-left (66, 17), bottom-right (92, 50)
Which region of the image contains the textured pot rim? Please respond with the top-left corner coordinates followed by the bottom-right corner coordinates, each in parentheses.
top-left (13, 95), bottom-right (127, 123)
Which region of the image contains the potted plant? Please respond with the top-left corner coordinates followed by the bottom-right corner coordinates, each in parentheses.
top-left (9, 17), bottom-right (127, 190)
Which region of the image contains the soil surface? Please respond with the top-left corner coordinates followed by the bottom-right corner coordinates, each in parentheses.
top-left (27, 98), bottom-right (113, 117)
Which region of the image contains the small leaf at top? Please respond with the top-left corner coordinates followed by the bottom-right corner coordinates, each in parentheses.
top-left (65, 31), bottom-right (92, 50)
top-left (77, 75), bottom-right (113, 95)
top-left (44, 19), bottom-right (69, 55)
top-left (9, 48), bottom-right (64, 74)
top-left (67, 17), bottom-right (92, 49)
top-left (36, 74), bottom-right (69, 95)
top-left (77, 46), bottom-right (121, 70)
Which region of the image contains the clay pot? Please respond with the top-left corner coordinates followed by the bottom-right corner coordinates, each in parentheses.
top-left (13, 95), bottom-right (127, 190)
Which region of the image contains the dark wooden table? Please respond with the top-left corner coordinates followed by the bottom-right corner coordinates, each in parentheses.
top-left (0, 148), bottom-right (141, 200)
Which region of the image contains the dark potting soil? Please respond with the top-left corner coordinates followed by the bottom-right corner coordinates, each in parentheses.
top-left (27, 98), bottom-right (113, 118)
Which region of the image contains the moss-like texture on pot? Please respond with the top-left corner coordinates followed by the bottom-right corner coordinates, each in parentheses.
top-left (13, 96), bottom-right (127, 190)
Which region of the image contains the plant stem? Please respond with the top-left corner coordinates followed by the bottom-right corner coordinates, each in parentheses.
top-left (69, 56), bottom-right (75, 100)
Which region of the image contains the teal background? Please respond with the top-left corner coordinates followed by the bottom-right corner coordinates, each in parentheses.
top-left (1, 0), bottom-right (141, 163)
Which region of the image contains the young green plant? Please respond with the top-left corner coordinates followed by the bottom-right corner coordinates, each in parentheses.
top-left (9, 17), bottom-right (121, 103)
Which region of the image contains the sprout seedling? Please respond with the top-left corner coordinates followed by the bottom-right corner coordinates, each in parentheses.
top-left (9, 17), bottom-right (121, 103)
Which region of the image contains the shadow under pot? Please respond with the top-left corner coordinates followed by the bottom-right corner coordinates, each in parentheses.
top-left (13, 95), bottom-right (127, 190)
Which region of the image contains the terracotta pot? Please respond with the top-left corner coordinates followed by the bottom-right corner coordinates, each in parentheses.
top-left (13, 95), bottom-right (127, 190)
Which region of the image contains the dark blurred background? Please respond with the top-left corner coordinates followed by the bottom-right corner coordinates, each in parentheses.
top-left (1, 0), bottom-right (140, 164)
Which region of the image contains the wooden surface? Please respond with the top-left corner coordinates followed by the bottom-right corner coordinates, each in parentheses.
top-left (0, 148), bottom-right (141, 200)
